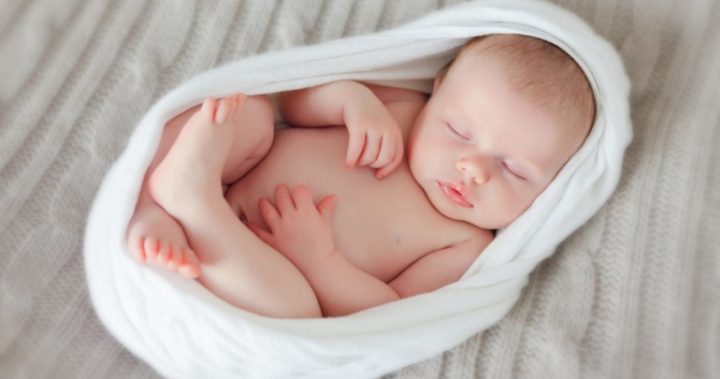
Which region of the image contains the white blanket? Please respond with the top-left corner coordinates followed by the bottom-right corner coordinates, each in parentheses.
top-left (83, 0), bottom-right (632, 377)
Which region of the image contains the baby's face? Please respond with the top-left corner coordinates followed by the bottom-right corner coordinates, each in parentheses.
top-left (407, 51), bottom-right (586, 229)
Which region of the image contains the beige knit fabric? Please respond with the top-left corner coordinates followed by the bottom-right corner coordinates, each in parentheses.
top-left (0, 0), bottom-right (718, 378)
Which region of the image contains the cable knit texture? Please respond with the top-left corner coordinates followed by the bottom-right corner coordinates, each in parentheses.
top-left (0, 0), bottom-right (717, 378)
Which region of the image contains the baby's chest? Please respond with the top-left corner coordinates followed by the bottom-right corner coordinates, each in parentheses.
top-left (330, 169), bottom-right (472, 281)
top-left (242, 127), bottom-right (475, 280)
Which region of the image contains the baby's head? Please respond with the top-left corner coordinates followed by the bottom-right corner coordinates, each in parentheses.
top-left (407, 34), bottom-right (595, 229)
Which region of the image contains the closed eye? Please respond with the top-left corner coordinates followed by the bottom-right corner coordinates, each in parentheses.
top-left (502, 161), bottom-right (526, 180)
top-left (445, 123), bottom-right (469, 140)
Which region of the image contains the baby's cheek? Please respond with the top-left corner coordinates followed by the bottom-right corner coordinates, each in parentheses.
top-left (501, 187), bottom-right (533, 225)
top-left (409, 135), bottom-right (444, 177)
top-left (426, 143), bottom-right (451, 170)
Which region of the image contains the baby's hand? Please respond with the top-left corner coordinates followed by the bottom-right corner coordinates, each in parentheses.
top-left (343, 98), bottom-right (404, 180)
top-left (247, 184), bottom-right (338, 270)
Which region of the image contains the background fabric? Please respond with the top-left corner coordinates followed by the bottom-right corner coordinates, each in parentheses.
top-left (0, 0), bottom-right (717, 378)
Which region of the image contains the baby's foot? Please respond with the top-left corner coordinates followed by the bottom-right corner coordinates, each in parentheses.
top-left (127, 203), bottom-right (201, 278)
top-left (149, 94), bottom-right (246, 220)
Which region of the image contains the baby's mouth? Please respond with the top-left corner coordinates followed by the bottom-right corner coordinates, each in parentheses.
top-left (437, 181), bottom-right (474, 208)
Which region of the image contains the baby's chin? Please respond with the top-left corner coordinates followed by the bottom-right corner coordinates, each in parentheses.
top-left (411, 170), bottom-right (505, 230)
top-left (431, 196), bottom-right (508, 231)
top-left (448, 212), bottom-right (499, 231)
top-left (424, 190), bottom-right (484, 227)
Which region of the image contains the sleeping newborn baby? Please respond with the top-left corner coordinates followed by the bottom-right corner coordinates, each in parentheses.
top-left (126, 34), bottom-right (595, 318)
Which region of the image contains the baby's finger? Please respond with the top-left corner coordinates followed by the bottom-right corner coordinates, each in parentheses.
top-left (258, 197), bottom-right (280, 225)
top-left (291, 185), bottom-right (314, 210)
top-left (274, 184), bottom-right (296, 214)
top-left (317, 194), bottom-right (338, 222)
top-left (345, 130), bottom-right (366, 167)
top-left (358, 131), bottom-right (380, 166)
top-left (370, 134), bottom-right (394, 169)
top-left (375, 136), bottom-right (404, 179)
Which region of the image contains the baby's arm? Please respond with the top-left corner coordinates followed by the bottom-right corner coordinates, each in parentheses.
top-left (388, 233), bottom-right (492, 298)
top-left (279, 81), bottom-right (408, 179)
top-left (248, 184), bottom-right (492, 316)
top-left (247, 184), bottom-right (399, 316)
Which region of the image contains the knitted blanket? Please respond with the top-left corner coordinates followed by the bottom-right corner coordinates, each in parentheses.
top-left (1, 0), bottom-right (718, 378)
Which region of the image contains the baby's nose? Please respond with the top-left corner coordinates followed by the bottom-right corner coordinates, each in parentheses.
top-left (456, 157), bottom-right (490, 184)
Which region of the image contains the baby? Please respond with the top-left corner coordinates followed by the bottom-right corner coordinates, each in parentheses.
top-left (126, 34), bottom-right (595, 318)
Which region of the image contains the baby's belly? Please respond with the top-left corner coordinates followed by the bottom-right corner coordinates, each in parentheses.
top-left (226, 127), bottom-right (475, 281)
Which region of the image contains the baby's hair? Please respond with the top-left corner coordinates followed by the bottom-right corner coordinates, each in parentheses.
top-left (440, 34), bottom-right (596, 144)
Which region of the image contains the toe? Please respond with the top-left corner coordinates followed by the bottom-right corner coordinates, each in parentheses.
top-left (179, 265), bottom-right (200, 279)
top-left (226, 96), bottom-right (239, 120)
top-left (157, 240), bottom-right (171, 266)
top-left (144, 237), bottom-right (159, 261)
top-left (132, 236), bottom-right (147, 263)
top-left (235, 94), bottom-right (247, 109)
top-left (178, 248), bottom-right (201, 278)
top-left (228, 94), bottom-right (244, 118)
top-left (214, 97), bottom-right (231, 124)
top-left (201, 98), bottom-right (218, 122)
top-left (167, 244), bottom-right (182, 270)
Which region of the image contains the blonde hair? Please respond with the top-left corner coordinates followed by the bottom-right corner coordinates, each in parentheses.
top-left (439, 34), bottom-right (595, 142)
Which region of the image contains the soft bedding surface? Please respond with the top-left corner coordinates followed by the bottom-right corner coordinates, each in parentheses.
top-left (1, 0), bottom-right (718, 378)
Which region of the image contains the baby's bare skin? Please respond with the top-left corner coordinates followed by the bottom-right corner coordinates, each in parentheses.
top-left (126, 95), bottom-right (274, 279)
top-left (128, 35), bottom-right (591, 318)
top-left (226, 125), bottom-right (483, 284)
top-left (143, 85), bottom-right (490, 318)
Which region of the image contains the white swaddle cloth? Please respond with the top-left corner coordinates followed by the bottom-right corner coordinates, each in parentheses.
top-left (84, 0), bottom-right (632, 377)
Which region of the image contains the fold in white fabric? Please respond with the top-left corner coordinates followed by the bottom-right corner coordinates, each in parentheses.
top-left (84, 0), bottom-right (632, 377)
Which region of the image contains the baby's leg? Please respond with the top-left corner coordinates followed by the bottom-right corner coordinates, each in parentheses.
top-left (150, 97), bottom-right (321, 318)
top-left (126, 95), bottom-right (274, 278)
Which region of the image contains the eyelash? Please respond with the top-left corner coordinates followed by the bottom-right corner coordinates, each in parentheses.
top-left (445, 123), bottom-right (527, 181)
top-left (445, 123), bottom-right (469, 140)
top-left (502, 161), bottom-right (525, 180)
